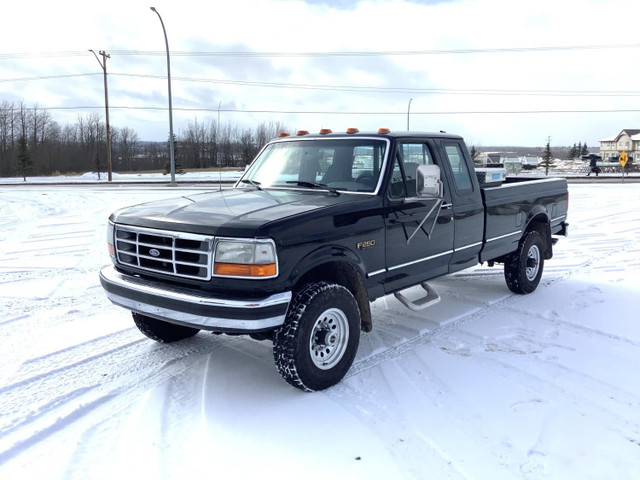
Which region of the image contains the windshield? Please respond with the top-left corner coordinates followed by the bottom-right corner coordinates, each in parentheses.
top-left (240, 138), bottom-right (388, 193)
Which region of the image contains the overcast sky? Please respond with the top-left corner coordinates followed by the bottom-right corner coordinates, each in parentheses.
top-left (2, 0), bottom-right (639, 147)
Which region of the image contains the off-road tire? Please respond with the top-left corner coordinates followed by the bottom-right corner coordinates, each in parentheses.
top-left (504, 230), bottom-right (545, 294)
top-left (132, 312), bottom-right (200, 343)
top-left (273, 282), bottom-right (360, 392)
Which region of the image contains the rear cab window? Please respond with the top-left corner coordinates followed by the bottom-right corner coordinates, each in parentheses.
top-left (443, 143), bottom-right (473, 193)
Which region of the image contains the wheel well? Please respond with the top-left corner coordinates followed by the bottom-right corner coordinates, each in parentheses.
top-left (526, 215), bottom-right (553, 259)
top-left (296, 262), bottom-right (372, 332)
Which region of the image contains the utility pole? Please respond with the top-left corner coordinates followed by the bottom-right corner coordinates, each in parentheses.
top-left (89, 49), bottom-right (113, 182)
top-left (407, 98), bottom-right (413, 131)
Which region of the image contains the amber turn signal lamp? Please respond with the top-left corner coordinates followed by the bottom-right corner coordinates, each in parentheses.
top-left (214, 262), bottom-right (277, 278)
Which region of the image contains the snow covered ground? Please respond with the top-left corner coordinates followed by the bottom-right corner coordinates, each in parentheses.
top-left (1, 182), bottom-right (639, 480)
top-left (0, 170), bottom-right (243, 184)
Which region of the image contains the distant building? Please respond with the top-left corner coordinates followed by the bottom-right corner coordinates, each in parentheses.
top-left (599, 129), bottom-right (640, 162)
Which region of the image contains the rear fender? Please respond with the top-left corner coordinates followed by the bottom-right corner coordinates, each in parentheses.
top-left (525, 214), bottom-right (553, 259)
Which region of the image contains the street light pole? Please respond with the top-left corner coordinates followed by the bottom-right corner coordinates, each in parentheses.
top-left (89, 49), bottom-right (113, 182)
top-left (150, 6), bottom-right (176, 186)
top-left (407, 98), bottom-right (413, 131)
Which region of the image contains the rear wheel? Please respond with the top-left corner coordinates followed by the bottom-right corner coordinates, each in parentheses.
top-left (132, 312), bottom-right (200, 343)
top-left (504, 231), bottom-right (545, 294)
top-left (273, 282), bottom-right (360, 392)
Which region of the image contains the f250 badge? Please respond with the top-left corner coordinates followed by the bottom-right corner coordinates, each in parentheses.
top-left (356, 240), bottom-right (375, 250)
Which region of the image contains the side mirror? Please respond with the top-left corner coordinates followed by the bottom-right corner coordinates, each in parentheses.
top-left (416, 164), bottom-right (443, 198)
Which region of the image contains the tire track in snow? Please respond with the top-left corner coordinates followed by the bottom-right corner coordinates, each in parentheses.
top-left (0, 334), bottom-right (232, 463)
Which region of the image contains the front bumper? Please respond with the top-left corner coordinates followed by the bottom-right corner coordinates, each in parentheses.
top-left (99, 265), bottom-right (291, 333)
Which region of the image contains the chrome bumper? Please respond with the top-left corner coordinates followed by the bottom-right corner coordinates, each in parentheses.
top-left (99, 265), bottom-right (291, 332)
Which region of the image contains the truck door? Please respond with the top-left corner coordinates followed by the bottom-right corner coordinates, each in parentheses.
top-left (383, 140), bottom-right (454, 294)
top-left (438, 140), bottom-right (484, 273)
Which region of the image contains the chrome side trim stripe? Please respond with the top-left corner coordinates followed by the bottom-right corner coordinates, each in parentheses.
top-left (454, 241), bottom-right (483, 252)
top-left (486, 230), bottom-right (522, 243)
top-left (367, 269), bottom-right (386, 278)
top-left (388, 250), bottom-right (454, 271)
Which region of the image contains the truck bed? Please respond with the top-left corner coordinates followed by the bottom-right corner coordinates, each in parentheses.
top-left (479, 177), bottom-right (568, 262)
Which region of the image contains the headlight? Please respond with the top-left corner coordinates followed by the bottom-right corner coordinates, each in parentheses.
top-left (214, 239), bottom-right (278, 278)
top-left (107, 221), bottom-right (115, 260)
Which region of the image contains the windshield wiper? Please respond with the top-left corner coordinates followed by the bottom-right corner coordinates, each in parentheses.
top-left (285, 181), bottom-right (340, 195)
top-left (240, 179), bottom-right (262, 190)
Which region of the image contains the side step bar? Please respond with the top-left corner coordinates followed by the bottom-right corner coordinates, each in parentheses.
top-left (394, 282), bottom-right (441, 311)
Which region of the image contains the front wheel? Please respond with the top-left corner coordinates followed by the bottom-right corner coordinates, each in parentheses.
top-left (504, 230), bottom-right (545, 294)
top-left (273, 282), bottom-right (360, 392)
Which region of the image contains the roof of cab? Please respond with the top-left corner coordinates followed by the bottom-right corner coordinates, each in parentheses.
top-left (273, 130), bottom-right (463, 141)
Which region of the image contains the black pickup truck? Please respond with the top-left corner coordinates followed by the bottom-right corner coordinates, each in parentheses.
top-left (100, 129), bottom-right (568, 391)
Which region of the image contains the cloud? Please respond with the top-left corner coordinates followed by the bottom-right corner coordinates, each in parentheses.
top-left (2, 0), bottom-right (639, 146)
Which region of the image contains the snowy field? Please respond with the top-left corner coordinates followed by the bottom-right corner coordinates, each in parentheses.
top-left (1, 182), bottom-right (639, 480)
top-left (0, 170), bottom-right (243, 184)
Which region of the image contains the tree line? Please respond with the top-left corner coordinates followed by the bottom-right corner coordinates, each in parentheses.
top-left (0, 100), bottom-right (289, 178)
top-left (567, 142), bottom-right (589, 159)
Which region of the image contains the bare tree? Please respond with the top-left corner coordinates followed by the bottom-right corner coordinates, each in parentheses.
top-left (114, 126), bottom-right (139, 171)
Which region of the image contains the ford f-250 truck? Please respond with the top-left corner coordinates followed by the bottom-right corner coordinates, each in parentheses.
top-left (100, 129), bottom-right (568, 391)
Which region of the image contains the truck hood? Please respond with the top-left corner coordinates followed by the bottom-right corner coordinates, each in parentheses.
top-left (110, 188), bottom-right (363, 237)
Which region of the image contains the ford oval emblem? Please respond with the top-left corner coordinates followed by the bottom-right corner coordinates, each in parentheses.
top-left (149, 248), bottom-right (160, 257)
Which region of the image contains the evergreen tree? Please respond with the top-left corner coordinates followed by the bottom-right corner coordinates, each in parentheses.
top-left (581, 143), bottom-right (588, 155)
top-left (95, 149), bottom-right (103, 180)
top-left (469, 145), bottom-right (481, 166)
top-left (163, 134), bottom-right (185, 175)
top-left (17, 135), bottom-right (32, 181)
top-left (541, 137), bottom-right (554, 176)
top-left (568, 143), bottom-right (577, 159)
top-left (576, 142), bottom-right (582, 158)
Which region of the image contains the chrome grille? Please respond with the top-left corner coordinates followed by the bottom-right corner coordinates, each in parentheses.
top-left (114, 225), bottom-right (214, 280)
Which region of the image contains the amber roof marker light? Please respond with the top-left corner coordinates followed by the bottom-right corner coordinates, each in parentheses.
top-left (319, 128), bottom-right (332, 135)
top-left (378, 128), bottom-right (391, 134)
top-left (346, 128), bottom-right (359, 134)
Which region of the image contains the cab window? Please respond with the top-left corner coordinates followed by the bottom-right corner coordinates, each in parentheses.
top-left (444, 144), bottom-right (473, 192)
top-left (388, 142), bottom-right (434, 199)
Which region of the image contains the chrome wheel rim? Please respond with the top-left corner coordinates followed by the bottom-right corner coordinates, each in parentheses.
top-left (309, 308), bottom-right (349, 370)
top-left (526, 245), bottom-right (540, 281)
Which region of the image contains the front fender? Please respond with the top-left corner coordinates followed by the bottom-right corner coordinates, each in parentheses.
top-left (289, 244), bottom-right (365, 286)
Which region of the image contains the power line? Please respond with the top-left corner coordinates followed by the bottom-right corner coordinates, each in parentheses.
top-left (111, 73), bottom-right (640, 97)
top-left (7, 71), bottom-right (640, 98)
top-left (0, 73), bottom-right (100, 82)
top-left (32, 105), bottom-right (640, 115)
top-left (110, 43), bottom-right (640, 57)
top-left (1, 43), bottom-right (639, 60)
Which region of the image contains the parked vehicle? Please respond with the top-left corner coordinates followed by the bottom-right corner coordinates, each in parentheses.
top-left (521, 156), bottom-right (540, 170)
top-left (100, 129), bottom-right (569, 391)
